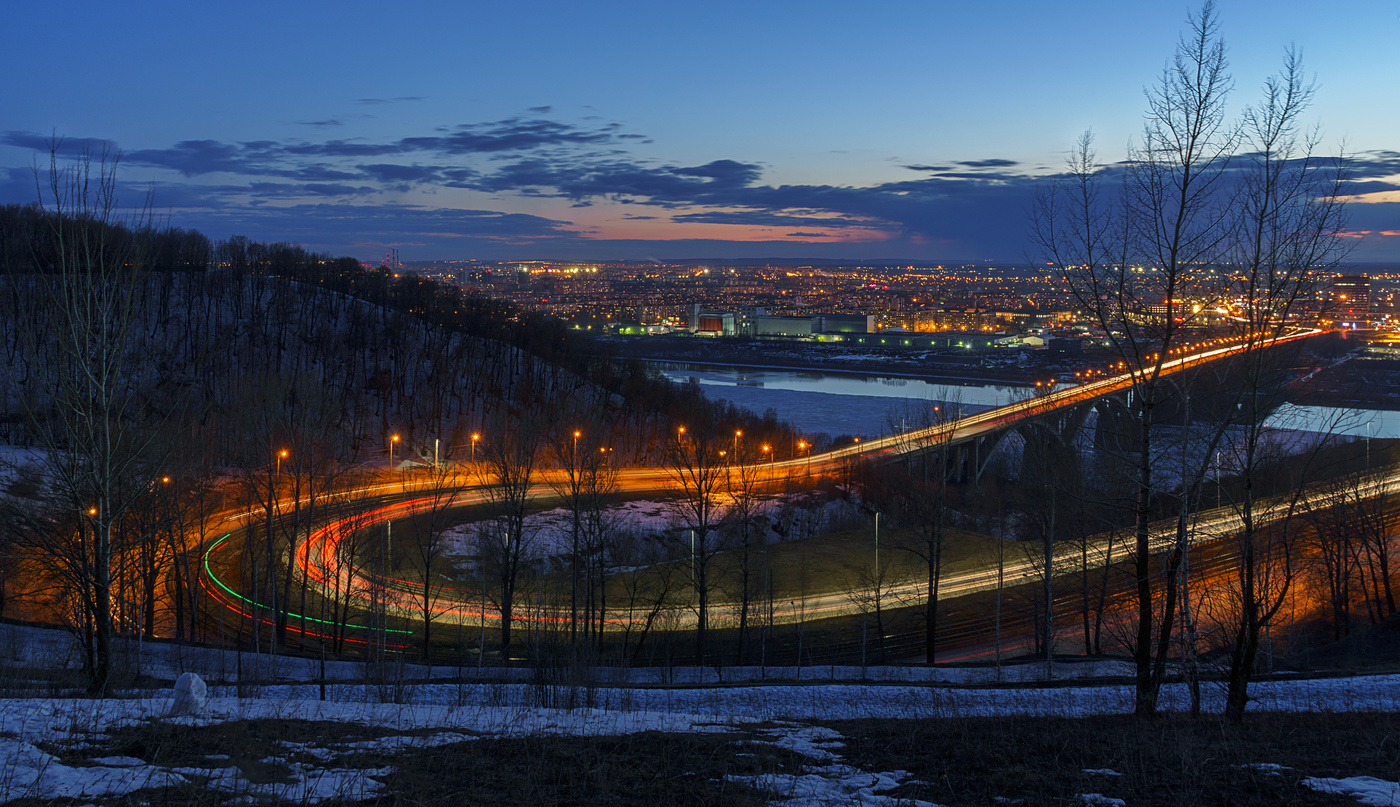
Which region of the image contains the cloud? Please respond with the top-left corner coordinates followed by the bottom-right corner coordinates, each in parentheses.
top-left (956, 158), bottom-right (1019, 168)
top-left (124, 139), bottom-right (276, 177)
top-left (7, 118), bottom-right (1390, 262)
top-left (166, 202), bottom-right (583, 252)
top-left (297, 119), bottom-right (344, 128)
top-left (1, 131), bottom-right (119, 158)
top-left (1349, 150), bottom-right (1400, 179)
top-left (355, 96), bottom-right (427, 105)
top-left (246, 181), bottom-right (379, 198)
top-left (671, 210), bottom-right (875, 229)
top-left (671, 160), bottom-right (763, 186)
top-left (403, 118), bottom-right (626, 154)
top-left (527, 105), bottom-right (553, 113)
top-left (34, 116), bottom-right (640, 184)
top-left (357, 163), bottom-right (444, 183)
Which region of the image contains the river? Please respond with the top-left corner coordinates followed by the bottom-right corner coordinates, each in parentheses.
top-left (655, 362), bottom-right (1400, 441)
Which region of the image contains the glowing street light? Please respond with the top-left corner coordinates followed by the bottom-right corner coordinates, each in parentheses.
top-left (389, 434), bottom-right (400, 470)
top-left (471, 432), bottom-right (481, 462)
top-left (276, 449), bottom-right (289, 475)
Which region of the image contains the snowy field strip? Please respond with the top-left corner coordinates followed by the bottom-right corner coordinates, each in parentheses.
top-left (0, 622), bottom-right (1145, 685)
top-left (190, 671), bottom-right (1400, 721)
top-left (3, 674), bottom-right (1400, 804)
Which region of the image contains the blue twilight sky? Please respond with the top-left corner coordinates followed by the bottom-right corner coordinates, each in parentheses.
top-left (2, 1), bottom-right (1397, 263)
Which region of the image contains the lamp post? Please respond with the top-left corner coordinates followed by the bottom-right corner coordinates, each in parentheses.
top-left (1366, 419), bottom-right (1372, 469)
top-left (471, 433), bottom-right (480, 463)
top-left (389, 434), bottom-right (400, 470)
top-left (276, 449), bottom-right (288, 476)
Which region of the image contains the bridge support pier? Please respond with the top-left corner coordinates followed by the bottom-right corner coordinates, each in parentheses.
top-left (952, 430), bottom-right (1009, 484)
top-left (1017, 401), bottom-right (1092, 481)
top-left (1094, 396), bottom-right (1139, 454)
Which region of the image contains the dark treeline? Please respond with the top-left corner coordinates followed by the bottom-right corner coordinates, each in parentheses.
top-left (0, 201), bottom-right (792, 464)
top-left (0, 196), bottom-right (801, 692)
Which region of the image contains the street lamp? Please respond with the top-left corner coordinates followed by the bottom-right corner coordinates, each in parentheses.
top-left (276, 449), bottom-right (288, 476)
top-left (762, 444), bottom-right (771, 464)
top-left (389, 434), bottom-right (400, 470)
top-left (472, 432), bottom-right (480, 462)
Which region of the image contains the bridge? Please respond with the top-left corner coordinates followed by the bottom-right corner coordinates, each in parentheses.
top-left (769, 327), bottom-right (1326, 482)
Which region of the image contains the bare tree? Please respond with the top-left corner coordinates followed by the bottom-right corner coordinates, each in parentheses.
top-left (1032, 2), bottom-right (1346, 717)
top-left (664, 422), bottom-right (725, 667)
top-left (477, 396), bottom-right (548, 655)
top-left (1215, 47), bottom-right (1349, 721)
top-left (612, 533), bottom-right (680, 664)
top-left (876, 398), bottom-right (959, 664)
top-left (721, 432), bottom-right (768, 664)
top-left (547, 414), bottom-right (619, 650)
top-left (10, 148), bottom-right (184, 693)
top-left (844, 517), bottom-right (894, 669)
top-left (404, 463), bottom-right (463, 659)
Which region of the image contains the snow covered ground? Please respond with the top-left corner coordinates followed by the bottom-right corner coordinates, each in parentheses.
top-left (4, 623), bottom-right (1400, 805)
top-left (0, 694), bottom-right (945, 805)
top-left (437, 493), bottom-right (855, 564)
top-left (3, 679), bottom-right (1398, 805)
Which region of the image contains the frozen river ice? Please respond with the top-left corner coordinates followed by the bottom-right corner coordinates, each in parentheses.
top-left (656, 364), bottom-right (1019, 438)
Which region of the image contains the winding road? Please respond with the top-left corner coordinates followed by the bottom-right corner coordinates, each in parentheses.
top-left (199, 328), bottom-right (1341, 653)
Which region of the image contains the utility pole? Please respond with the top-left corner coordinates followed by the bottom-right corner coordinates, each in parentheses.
top-left (874, 512), bottom-right (879, 572)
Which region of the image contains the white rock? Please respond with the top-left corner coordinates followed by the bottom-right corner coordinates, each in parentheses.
top-left (168, 672), bottom-right (207, 716)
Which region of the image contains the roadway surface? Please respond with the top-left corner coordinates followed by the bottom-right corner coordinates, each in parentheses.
top-left (199, 328), bottom-right (1335, 654)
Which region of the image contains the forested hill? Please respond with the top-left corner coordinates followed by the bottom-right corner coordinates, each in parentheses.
top-left (0, 203), bottom-right (794, 468)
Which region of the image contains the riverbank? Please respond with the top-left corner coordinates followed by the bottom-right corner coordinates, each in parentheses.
top-left (595, 334), bottom-right (1045, 386)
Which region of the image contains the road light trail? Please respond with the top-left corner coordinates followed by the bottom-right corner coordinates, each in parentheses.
top-left (201, 328), bottom-right (1334, 640)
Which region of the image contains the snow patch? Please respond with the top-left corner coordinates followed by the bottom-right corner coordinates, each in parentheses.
top-left (731, 764), bottom-right (942, 807)
top-left (167, 671), bottom-right (207, 716)
top-left (1302, 776), bottom-right (1400, 806)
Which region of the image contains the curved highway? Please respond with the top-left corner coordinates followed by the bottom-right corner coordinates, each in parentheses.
top-left (200, 327), bottom-right (1334, 648)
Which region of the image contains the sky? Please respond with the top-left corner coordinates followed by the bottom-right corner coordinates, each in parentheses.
top-left (2, 1), bottom-right (1397, 264)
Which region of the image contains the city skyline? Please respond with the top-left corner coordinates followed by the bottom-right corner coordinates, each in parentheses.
top-left (2, 0), bottom-right (1397, 263)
